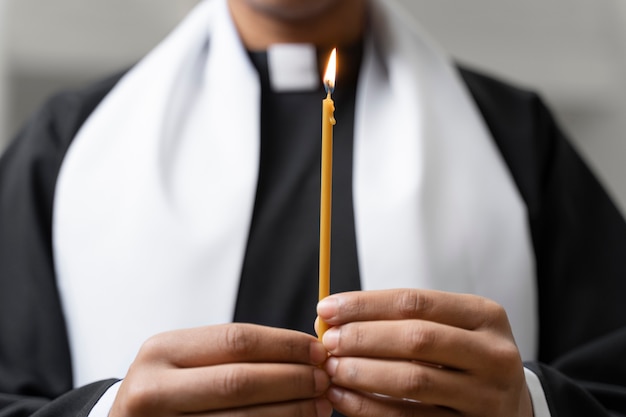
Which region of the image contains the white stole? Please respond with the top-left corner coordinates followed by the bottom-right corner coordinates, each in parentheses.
top-left (53, 0), bottom-right (536, 387)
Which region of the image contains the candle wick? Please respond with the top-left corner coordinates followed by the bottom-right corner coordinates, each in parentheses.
top-left (324, 80), bottom-right (335, 95)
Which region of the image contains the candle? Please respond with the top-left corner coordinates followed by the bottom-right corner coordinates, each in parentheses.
top-left (318, 48), bottom-right (337, 340)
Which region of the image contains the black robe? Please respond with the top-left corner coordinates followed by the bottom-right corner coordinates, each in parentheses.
top-left (1, 67), bottom-right (625, 416)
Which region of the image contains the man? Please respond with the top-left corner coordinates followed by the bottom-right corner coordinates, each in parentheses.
top-left (1, 0), bottom-right (625, 416)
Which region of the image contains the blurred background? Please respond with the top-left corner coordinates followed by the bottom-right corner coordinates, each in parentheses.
top-left (1, 0), bottom-right (625, 210)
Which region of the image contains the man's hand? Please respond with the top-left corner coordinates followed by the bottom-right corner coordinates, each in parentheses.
top-left (317, 289), bottom-right (533, 417)
top-left (110, 323), bottom-right (332, 417)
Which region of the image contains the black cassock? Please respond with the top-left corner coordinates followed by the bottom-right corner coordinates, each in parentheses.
top-left (1, 58), bottom-right (626, 417)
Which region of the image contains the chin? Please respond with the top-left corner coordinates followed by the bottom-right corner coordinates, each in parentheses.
top-left (243, 0), bottom-right (339, 21)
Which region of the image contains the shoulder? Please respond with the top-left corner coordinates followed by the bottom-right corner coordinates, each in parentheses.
top-left (0, 71), bottom-right (126, 197)
top-left (457, 64), bottom-right (557, 152)
top-left (456, 64), bottom-right (563, 216)
top-left (0, 70), bottom-right (126, 264)
top-left (457, 64), bottom-right (560, 152)
top-left (15, 71), bottom-right (126, 154)
top-left (458, 65), bottom-right (539, 108)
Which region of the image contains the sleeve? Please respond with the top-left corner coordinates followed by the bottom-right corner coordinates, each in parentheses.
top-left (19, 380), bottom-right (119, 417)
top-left (0, 74), bottom-right (124, 416)
top-left (85, 381), bottom-right (122, 417)
top-left (524, 367), bottom-right (551, 417)
top-left (460, 66), bottom-right (626, 417)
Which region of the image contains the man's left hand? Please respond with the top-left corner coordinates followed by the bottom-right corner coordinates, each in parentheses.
top-left (316, 289), bottom-right (533, 417)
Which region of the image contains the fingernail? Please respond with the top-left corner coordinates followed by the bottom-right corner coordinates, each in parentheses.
top-left (310, 341), bottom-right (328, 365)
top-left (322, 327), bottom-right (340, 352)
top-left (325, 356), bottom-right (339, 377)
top-left (317, 297), bottom-right (339, 320)
top-left (315, 397), bottom-right (333, 417)
top-left (314, 368), bottom-right (330, 394)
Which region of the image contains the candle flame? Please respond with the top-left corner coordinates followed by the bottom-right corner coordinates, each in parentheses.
top-left (324, 48), bottom-right (337, 93)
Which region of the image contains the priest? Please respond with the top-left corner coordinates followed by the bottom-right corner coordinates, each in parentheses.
top-left (1, 0), bottom-right (625, 416)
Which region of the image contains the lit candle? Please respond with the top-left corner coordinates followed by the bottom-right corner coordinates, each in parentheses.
top-left (318, 48), bottom-right (337, 340)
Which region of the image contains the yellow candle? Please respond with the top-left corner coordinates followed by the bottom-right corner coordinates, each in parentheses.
top-left (319, 48), bottom-right (337, 340)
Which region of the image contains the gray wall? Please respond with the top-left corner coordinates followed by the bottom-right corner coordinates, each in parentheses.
top-left (2, 0), bottom-right (199, 142)
top-left (0, 1), bottom-right (7, 143)
top-left (403, 0), bottom-right (626, 214)
top-left (2, 0), bottom-right (626, 210)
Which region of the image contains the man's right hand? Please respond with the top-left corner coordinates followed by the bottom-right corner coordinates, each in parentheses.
top-left (109, 323), bottom-right (332, 417)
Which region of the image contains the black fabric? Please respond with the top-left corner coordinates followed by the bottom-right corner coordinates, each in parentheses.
top-left (235, 46), bottom-right (362, 334)
top-left (0, 66), bottom-right (625, 416)
top-left (0, 379), bottom-right (118, 417)
top-left (460, 67), bottom-right (626, 416)
top-left (0, 73), bottom-right (124, 415)
top-left (29, 380), bottom-right (118, 417)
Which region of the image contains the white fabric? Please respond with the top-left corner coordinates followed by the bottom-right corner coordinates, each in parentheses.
top-left (354, 1), bottom-right (536, 359)
top-left (87, 381), bottom-right (121, 417)
top-left (525, 368), bottom-right (552, 417)
top-left (55, 0), bottom-right (260, 385)
top-left (53, 0), bottom-right (537, 389)
top-left (267, 43), bottom-right (319, 91)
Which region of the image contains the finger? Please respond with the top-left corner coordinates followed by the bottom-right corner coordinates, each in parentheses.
top-left (184, 398), bottom-right (333, 417)
top-left (325, 356), bottom-right (475, 411)
top-left (314, 316), bottom-right (335, 339)
top-left (317, 289), bottom-right (512, 332)
top-left (137, 363), bottom-right (330, 412)
top-left (327, 385), bottom-right (460, 417)
top-left (138, 323), bottom-right (327, 367)
top-left (322, 319), bottom-right (518, 371)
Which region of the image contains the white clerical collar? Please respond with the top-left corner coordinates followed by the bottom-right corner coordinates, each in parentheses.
top-left (266, 43), bottom-right (319, 92)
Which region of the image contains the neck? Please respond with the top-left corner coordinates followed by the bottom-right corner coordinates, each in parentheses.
top-left (228, 0), bottom-right (367, 50)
